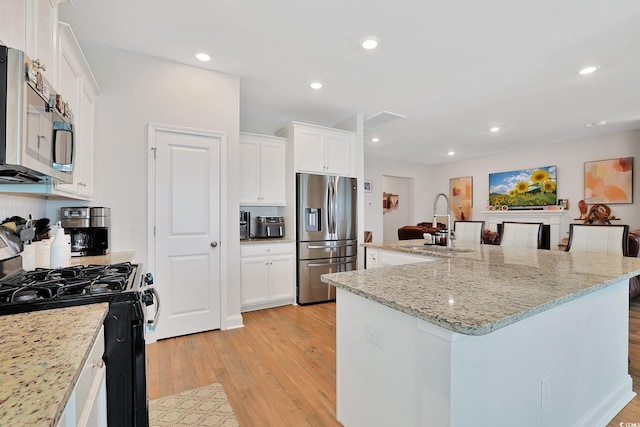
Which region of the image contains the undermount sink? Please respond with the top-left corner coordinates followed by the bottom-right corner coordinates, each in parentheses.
top-left (398, 244), bottom-right (475, 253)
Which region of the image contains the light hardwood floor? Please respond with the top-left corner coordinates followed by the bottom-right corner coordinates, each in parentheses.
top-left (147, 299), bottom-right (640, 426)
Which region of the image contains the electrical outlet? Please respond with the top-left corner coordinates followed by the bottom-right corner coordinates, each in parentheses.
top-left (365, 324), bottom-right (385, 349)
top-left (541, 375), bottom-right (551, 408)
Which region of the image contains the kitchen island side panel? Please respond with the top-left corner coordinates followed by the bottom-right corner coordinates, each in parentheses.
top-left (337, 280), bottom-right (633, 427)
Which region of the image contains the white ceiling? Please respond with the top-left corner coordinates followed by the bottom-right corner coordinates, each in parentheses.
top-left (59, 0), bottom-right (640, 165)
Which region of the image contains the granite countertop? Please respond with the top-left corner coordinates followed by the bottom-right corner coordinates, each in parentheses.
top-left (0, 303), bottom-right (109, 426)
top-left (69, 250), bottom-right (136, 266)
top-left (322, 240), bottom-right (640, 336)
top-left (240, 238), bottom-right (294, 244)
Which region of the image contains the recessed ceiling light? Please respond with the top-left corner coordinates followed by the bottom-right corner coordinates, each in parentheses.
top-left (310, 82), bottom-right (323, 90)
top-left (490, 126), bottom-right (501, 133)
top-left (371, 137), bottom-right (380, 143)
top-left (447, 151), bottom-right (455, 156)
top-left (579, 66), bottom-right (598, 75)
top-left (362, 38), bottom-right (379, 50)
top-left (195, 52), bottom-right (211, 62)
top-left (585, 120), bottom-right (607, 127)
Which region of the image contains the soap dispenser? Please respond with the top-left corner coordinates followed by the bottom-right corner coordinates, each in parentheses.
top-left (50, 221), bottom-right (69, 268)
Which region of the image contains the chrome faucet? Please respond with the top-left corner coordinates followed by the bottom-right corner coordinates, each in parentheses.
top-left (432, 192), bottom-right (453, 247)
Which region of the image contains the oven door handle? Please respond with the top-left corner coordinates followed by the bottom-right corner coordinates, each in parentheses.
top-left (148, 287), bottom-right (160, 328)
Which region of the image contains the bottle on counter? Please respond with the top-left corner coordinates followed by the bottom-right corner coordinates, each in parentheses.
top-left (50, 221), bottom-right (70, 268)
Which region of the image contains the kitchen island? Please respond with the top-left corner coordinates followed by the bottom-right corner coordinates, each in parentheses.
top-left (321, 240), bottom-right (640, 427)
top-left (0, 303), bottom-right (108, 426)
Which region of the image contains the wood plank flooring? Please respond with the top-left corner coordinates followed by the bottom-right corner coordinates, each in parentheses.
top-left (146, 303), bottom-right (342, 426)
top-left (147, 299), bottom-right (640, 426)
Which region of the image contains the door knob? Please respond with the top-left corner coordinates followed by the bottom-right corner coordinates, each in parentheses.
top-left (210, 241), bottom-right (218, 247)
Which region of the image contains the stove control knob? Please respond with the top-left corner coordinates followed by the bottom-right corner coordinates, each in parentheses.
top-left (144, 273), bottom-right (154, 285)
top-left (142, 289), bottom-right (154, 306)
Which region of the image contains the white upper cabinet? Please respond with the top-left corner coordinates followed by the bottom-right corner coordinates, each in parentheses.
top-left (277, 122), bottom-right (355, 177)
top-left (239, 133), bottom-right (286, 206)
top-left (0, 0), bottom-right (64, 84)
top-left (0, 1), bottom-right (28, 52)
top-left (53, 23), bottom-right (100, 200)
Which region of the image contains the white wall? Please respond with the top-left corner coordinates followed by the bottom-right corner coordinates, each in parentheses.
top-left (382, 176), bottom-right (413, 242)
top-left (364, 129), bottom-right (640, 242)
top-left (430, 129), bottom-right (640, 234)
top-left (47, 45), bottom-right (242, 328)
top-left (0, 195), bottom-right (46, 223)
top-left (364, 157), bottom-right (436, 242)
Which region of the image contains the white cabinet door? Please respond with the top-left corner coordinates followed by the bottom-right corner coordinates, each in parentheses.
top-left (52, 23), bottom-right (98, 200)
top-left (33, 0), bottom-right (56, 83)
top-left (240, 256), bottom-right (269, 306)
top-left (238, 138), bottom-right (261, 204)
top-left (0, 0), bottom-right (57, 83)
top-left (76, 85), bottom-right (95, 198)
top-left (58, 325), bottom-right (106, 427)
top-left (240, 242), bottom-right (295, 311)
top-left (325, 131), bottom-right (353, 176)
top-left (287, 123), bottom-right (355, 176)
top-left (259, 141), bottom-right (286, 205)
top-left (0, 1), bottom-right (27, 51)
top-left (268, 254), bottom-right (294, 300)
top-left (295, 127), bottom-right (325, 173)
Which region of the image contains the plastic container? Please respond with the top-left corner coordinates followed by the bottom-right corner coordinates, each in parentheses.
top-left (21, 243), bottom-right (36, 271)
top-left (50, 222), bottom-right (69, 268)
top-left (34, 240), bottom-right (51, 268)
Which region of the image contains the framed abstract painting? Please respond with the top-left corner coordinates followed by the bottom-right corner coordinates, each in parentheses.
top-left (584, 157), bottom-right (633, 204)
top-left (449, 176), bottom-right (473, 220)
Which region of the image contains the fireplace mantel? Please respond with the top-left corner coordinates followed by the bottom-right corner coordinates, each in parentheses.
top-left (483, 210), bottom-right (568, 250)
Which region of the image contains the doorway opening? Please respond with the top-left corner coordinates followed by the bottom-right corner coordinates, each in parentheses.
top-left (382, 175), bottom-right (414, 242)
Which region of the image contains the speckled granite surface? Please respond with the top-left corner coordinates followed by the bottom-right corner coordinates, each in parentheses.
top-left (69, 250), bottom-right (136, 266)
top-left (240, 238), bottom-right (294, 244)
top-left (0, 303), bottom-right (108, 426)
top-left (322, 240), bottom-right (640, 336)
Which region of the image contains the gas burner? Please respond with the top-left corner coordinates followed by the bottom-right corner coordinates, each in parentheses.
top-left (12, 289), bottom-right (37, 303)
top-left (84, 283), bottom-right (113, 294)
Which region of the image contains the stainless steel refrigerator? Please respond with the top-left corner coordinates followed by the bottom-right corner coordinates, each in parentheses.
top-left (297, 173), bottom-right (357, 304)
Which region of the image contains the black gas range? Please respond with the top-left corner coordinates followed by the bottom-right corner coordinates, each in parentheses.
top-left (0, 255), bottom-right (157, 427)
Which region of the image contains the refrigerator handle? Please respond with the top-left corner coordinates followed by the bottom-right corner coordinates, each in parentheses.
top-left (325, 181), bottom-right (333, 233)
top-left (331, 178), bottom-right (337, 234)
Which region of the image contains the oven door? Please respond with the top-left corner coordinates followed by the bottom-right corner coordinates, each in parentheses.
top-left (297, 256), bottom-right (357, 304)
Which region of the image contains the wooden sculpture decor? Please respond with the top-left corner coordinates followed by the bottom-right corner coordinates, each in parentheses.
top-left (584, 203), bottom-right (619, 224)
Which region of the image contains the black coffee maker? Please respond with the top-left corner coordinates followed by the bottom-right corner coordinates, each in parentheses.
top-left (61, 207), bottom-right (111, 256)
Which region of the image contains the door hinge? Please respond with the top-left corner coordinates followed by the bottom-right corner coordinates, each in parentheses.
top-left (151, 147), bottom-right (157, 159)
top-left (153, 226), bottom-right (156, 237)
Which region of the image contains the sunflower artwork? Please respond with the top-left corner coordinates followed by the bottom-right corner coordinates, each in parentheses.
top-left (488, 166), bottom-right (557, 209)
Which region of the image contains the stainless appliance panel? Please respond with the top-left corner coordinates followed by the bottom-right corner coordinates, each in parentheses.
top-left (239, 210), bottom-right (250, 240)
top-left (297, 173), bottom-right (357, 242)
top-left (0, 46), bottom-right (73, 183)
top-left (297, 256), bottom-right (356, 304)
top-left (297, 239), bottom-right (358, 260)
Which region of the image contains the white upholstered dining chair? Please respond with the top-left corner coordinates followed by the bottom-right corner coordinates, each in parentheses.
top-left (566, 224), bottom-right (630, 256)
top-left (453, 221), bottom-right (485, 244)
top-left (499, 222), bottom-right (543, 249)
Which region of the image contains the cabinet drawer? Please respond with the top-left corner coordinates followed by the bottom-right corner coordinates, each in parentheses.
top-left (75, 325), bottom-right (105, 421)
top-left (241, 242), bottom-right (294, 257)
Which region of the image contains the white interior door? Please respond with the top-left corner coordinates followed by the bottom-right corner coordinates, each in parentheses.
top-left (152, 126), bottom-right (221, 340)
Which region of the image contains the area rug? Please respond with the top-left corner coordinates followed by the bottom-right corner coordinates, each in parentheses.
top-left (150, 383), bottom-right (240, 426)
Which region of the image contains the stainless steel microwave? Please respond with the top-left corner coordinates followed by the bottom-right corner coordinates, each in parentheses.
top-left (0, 45), bottom-right (74, 183)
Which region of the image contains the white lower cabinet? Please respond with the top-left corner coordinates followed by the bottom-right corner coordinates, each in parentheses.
top-left (57, 325), bottom-right (106, 427)
top-left (365, 248), bottom-right (436, 269)
top-left (241, 242), bottom-right (295, 312)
